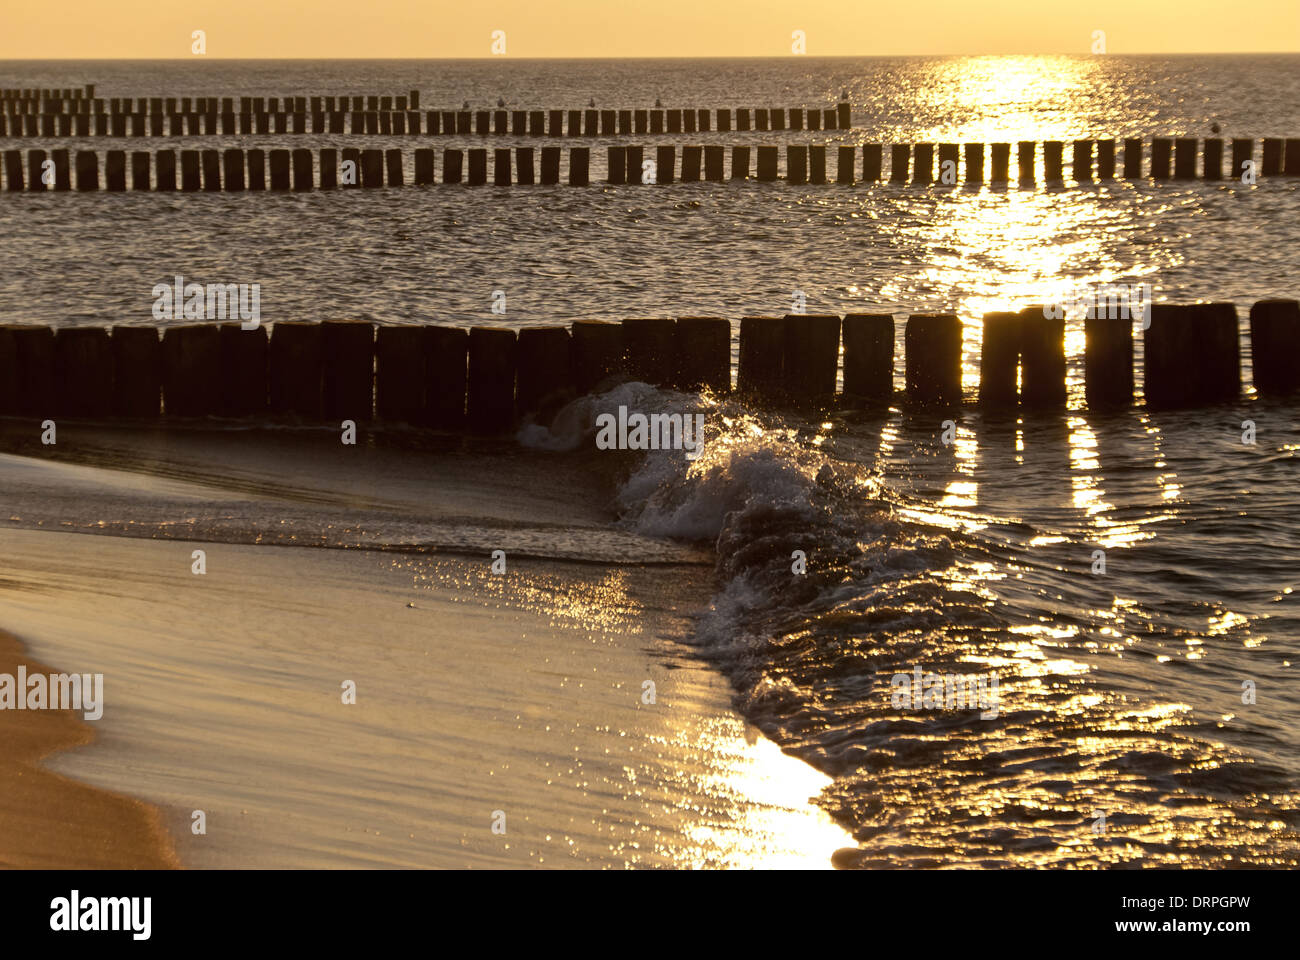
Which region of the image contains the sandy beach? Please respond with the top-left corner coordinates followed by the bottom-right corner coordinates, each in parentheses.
top-left (0, 628), bottom-right (177, 869)
top-left (0, 424), bottom-right (852, 868)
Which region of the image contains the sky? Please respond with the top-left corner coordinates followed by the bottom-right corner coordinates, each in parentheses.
top-left (1, 1), bottom-right (1297, 58)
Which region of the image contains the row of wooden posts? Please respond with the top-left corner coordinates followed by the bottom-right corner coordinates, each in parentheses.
top-left (5, 139), bottom-right (1298, 193)
top-left (1, 303), bottom-right (1296, 432)
top-left (0, 105), bottom-right (855, 139)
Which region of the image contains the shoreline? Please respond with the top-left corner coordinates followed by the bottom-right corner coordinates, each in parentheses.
top-left (0, 628), bottom-right (178, 869)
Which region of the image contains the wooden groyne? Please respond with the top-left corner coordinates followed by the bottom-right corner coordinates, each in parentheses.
top-left (1, 302), bottom-right (1295, 434)
top-left (0, 89), bottom-right (852, 138)
top-left (4, 140), bottom-right (1297, 193)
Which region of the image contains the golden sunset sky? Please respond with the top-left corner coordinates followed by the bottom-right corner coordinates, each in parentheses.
top-left (2, 0), bottom-right (1297, 58)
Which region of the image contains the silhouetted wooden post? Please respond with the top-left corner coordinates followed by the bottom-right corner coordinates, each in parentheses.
top-left (202, 149), bottom-right (221, 191)
top-left (386, 149), bottom-right (404, 186)
top-left (426, 326), bottom-right (469, 429)
top-left (913, 143), bottom-right (934, 183)
top-left (268, 322), bottom-right (325, 418)
top-left (681, 145), bottom-right (702, 181)
top-left (1096, 139), bottom-right (1115, 179)
top-left (1017, 141), bottom-right (1035, 184)
top-left (162, 325), bottom-right (221, 417)
top-left (737, 316), bottom-right (784, 401)
top-left (1043, 141), bottom-right (1064, 181)
top-left (626, 146), bottom-right (643, 183)
top-left (783, 314), bottom-right (842, 403)
top-left (375, 325), bottom-right (427, 423)
top-left (103, 150), bottom-right (126, 191)
top-left (443, 149), bottom-right (463, 183)
top-left (964, 143), bottom-right (984, 183)
top-left (1072, 140), bottom-right (1092, 181)
top-left (904, 314), bottom-right (961, 405)
top-left (75, 150), bottom-right (98, 191)
top-left (516, 326), bottom-right (573, 417)
top-left (515, 148), bottom-right (534, 185)
top-left (842, 314), bottom-right (894, 401)
top-left (1150, 138), bottom-right (1172, 180)
top-left (541, 147), bottom-right (560, 184)
top-left (570, 147), bottom-right (589, 185)
top-left (674, 317), bottom-right (730, 392)
top-left (1249, 300), bottom-right (1300, 395)
top-left (1018, 306), bottom-right (1066, 407)
top-left (1123, 138), bottom-right (1142, 178)
top-left (217, 324), bottom-right (268, 418)
top-left (128, 151), bottom-right (147, 191)
top-left (837, 145), bottom-right (855, 184)
top-left (156, 150), bottom-right (177, 190)
top-left (493, 148), bottom-right (510, 185)
top-left (890, 144), bottom-right (909, 183)
top-left (572, 320), bottom-right (625, 393)
top-left (990, 143), bottom-right (1010, 183)
top-left (529, 110), bottom-right (545, 135)
top-left (181, 149), bottom-right (201, 191)
top-left (1084, 312), bottom-right (1133, 407)
top-left (1231, 139), bottom-right (1252, 180)
top-left (3, 151), bottom-right (23, 192)
top-left (1144, 303), bottom-right (1240, 408)
top-left (467, 327), bottom-right (517, 432)
top-left (1261, 138), bottom-right (1283, 175)
top-left (862, 144), bottom-right (882, 181)
top-left (756, 146), bottom-right (777, 181)
top-left (716, 109), bottom-right (731, 132)
top-left (622, 318), bottom-right (676, 385)
top-left (1285, 139), bottom-right (1300, 176)
top-left (731, 145), bottom-right (749, 179)
top-left (809, 145), bottom-right (826, 184)
top-left (222, 148), bottom-right (244, 190)
top-left (54, 327), bottom-right (112, 417)
top-left (467, 149), bottom-right (487, 185)
top-left (938, 143), bottom-right (958, 183)
top-left (787, 145), bottom-right (807, 184)
top-left (414, 148), bottom-right (434, 184)
top-left (705, 145), bottom-right (724, 181)
top-left (979, 312), bottom-right (1019, 407)
top-left (655, 145), bottom-right (674, 183)
top-left (110, 326), bottom-right (161, 417)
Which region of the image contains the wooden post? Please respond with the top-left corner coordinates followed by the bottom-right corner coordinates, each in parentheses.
top-left (571, 320), bottom-right (625, 393)
top-left (787, 145), bottom-right (807, 184)
top-left (1144, 303), bottom-right (1240, 408)
top-left (1043, 141), bottom-right (1064, 181)
top-left (218, 324), bottom-right (268, 417)
top-left (293, 148), bottom-right (313, 190)
top-left (493, 148), bottom-right (510, 185)
top-left (979, 312), bottom-right (1019, 407)
top-left (1261, 138), bottom-right (1283, 175)
top-left (1203, 139), bottom-right (1223, 180)
top-left (517, 147), bottom-right (535, 185)
top-left (541, 147), bottom-right (560, 184)
top-left (75, 150), bottom-right (98, 191)
top-left (467, 148), bottom-right (487, 185)
top-left (904, 314), bottom-right (961, 405)
top-left (1017, 141), bottom-right (1035, 184)
top-left (809, 145), bottom-right (826, 184)
top-left (938, 143), bottom-right (959, 183)
top-left (516, 326), bottom-right (573, 418)
top-left (756, 145), bottom-right (778, 181)
top-left (269, 322), bottom-right (324, 418)
top-left (704, 145), bottom-right (724, 181)
top-left (426, 326), bottom-right (469, 429)
top-left (990, 143), bottom-right (1010, 183)
top-left (863, 143), bottom-right (882, 181)
top-left (1084, 313), bottom-right (1133, 408)
top-left (443, 149), bottom-right (464, 183)
top-left (467, 327), bottom-right (517, 433)
top-left (414, 148), bottom-right (434, 185)
top-left (1230, 139), bottom-right (1252, 181)
top-left (842, 314), bottom-right (894, 401)
top-left (319, 320), bottom-right (372, 420)
top-left (1072, 140), bottom-right (1092, 181)
top-left (964, 143), bottom-right (984, 183)
top-left (913, 143), bottom-right (934, 183)
top-left (156, 150), bottom-right (177, 190)
top-left (1018, 306), bottom-right (1066, 407)
top-left (674, 317), bottom-right (730, 392)
top-left (54, 327), bottom-right (112, 417)
top-left (375, 326), bottom-right (427, 422)
top-left (362, 148), bottom-right (384, 187)
top-left (570, 147), bottom-right (589, 185)
top-left (1096, 139), bottom-right (1115, 179)
top-left (891, 144), bottom-right (909, 183)
top-left (1123, 138), bottom-right (1142, 179)
top-left (128, 151), bottom-right (147, 191)
top-left (162, 325), bottom-right (221, 417)
top-left (681, 145), bottom-right (702, 181)
top-left (654, 145), bottom-right (673, 183)
top-left (837, 145), bottom-right (855, 184)
top-left (737, 316), bottom-right (784, 401)
top-left (622, 318), bottom-right (676, 385)
top-left (782, 314), bottom-right (840, 403)
top-left (110, 326), bottom-right (161, 417)
top-left (1150, 138), bottom-right (1172, 180)
top-left (1248, 300), bottom-right (1300, 395)
top-left (731, 146), bottom-right (749, 179)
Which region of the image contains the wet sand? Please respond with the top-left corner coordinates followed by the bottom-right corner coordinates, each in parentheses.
top-left (0, 628), bottom-right (177, 869)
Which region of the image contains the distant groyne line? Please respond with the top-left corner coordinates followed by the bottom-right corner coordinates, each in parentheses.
top-left (1, 303), bottom-right (1295, 435)
top-left (1, 96), bottom-right (854, 139)
top-left (3, 138), bottom-right (1298, 193)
